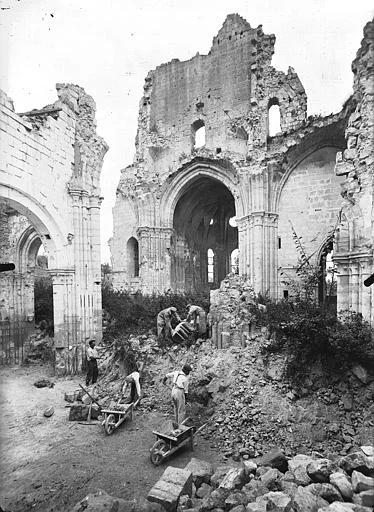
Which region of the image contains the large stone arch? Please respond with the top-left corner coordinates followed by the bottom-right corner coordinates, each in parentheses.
top-left (0, 184), bottom-right (65, 265)
top-left (159, 159), bottom-right (245, 227)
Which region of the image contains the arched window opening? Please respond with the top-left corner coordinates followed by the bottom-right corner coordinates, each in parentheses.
top-left (127, 237), bottom-right (139, 278)
top-left (192, 120), bottom-right (205, 148)
top-left (231, 249), bottom-right (239, 274)
top-left (268, 98), bottom-right (281, 137)
top-left (207, 248), bottom-right (214, 283)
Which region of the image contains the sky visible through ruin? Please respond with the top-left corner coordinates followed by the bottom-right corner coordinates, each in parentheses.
top-left (1, 0), bottom-right (373, 263)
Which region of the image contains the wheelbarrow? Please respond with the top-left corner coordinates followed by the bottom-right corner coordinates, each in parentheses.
top-left (101, 398), bottom-right (139, 435)
top-left (149, 421), bottom-right (208, 465)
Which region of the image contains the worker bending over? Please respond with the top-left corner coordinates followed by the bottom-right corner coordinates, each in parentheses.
top-left (186, 304), bottom-right (207, 338)
top-left (122, 362), bottom-right (144, 405)
top-left (157, 307), bottom-right (181, 341)
top-left (163, 363), bottom-right (192, 427)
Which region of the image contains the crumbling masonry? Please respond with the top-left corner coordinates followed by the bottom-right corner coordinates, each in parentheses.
top-left (0, 84), bottom-right (108, 371)
top-left (111, 14), bottom-right (373, 324)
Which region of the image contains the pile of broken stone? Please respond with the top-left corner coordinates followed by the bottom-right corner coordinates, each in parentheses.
top-left (71, 445), bottom-right (374, 512)
top-left (165, 447), bottom-right (374, 512)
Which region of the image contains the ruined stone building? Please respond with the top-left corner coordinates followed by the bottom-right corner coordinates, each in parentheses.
top-left (110, 14), bottom-right (373, 324)
top-left (0, 84), bottom-right (108, 370)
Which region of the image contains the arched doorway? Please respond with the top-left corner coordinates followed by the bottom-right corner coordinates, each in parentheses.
top-left (171, 176), bottom-right (238, 291)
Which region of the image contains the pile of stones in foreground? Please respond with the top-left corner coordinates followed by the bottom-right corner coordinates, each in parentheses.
top-left (147, 445), bottom-right (374, 512)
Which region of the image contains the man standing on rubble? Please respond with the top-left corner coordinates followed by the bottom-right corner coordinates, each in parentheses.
top-left (186, 304), bottom-right (207, 339)
top-left (86, 339), bottom-right (99, 386)
top-left (157, 306), bottom-right (181, 342)
top-left (163, 363), bottom-right (192, 427)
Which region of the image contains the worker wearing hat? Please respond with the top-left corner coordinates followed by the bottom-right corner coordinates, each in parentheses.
top-left (157, 306), bottom-right (182, 342)
top-left (163, 363), bottom-right (192, 427)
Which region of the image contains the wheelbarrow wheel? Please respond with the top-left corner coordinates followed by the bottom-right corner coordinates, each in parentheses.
top-left (150, 440), bottom-right (167, 466)
top-left (105, 414), bottom-right (116, 435)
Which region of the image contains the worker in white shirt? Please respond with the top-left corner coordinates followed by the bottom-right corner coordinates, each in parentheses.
top-left (162, 363), bottom-right (192, 427)
top-left (86, 339), bottom-right (100, 386)
top-left (122, 362), bottom-right (144, 405)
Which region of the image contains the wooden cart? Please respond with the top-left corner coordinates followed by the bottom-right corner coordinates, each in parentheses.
top-left (101, 403), bottom-right (134, 435)
top-left (149, 423), bottom-right (195, 465)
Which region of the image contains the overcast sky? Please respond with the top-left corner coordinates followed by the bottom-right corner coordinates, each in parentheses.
top-left (1, 0), bottom-right (373, 263)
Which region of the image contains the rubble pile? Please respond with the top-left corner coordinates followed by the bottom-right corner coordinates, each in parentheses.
top-left (25, 331), bottom-right (54, 363)
top-left (71, 446), bottom-right (374, 511)
top-left (209, 275), bottom-right (257, 346)
top-left (94, 333), bottom-right (374, 462)
top-left (199, 338), bottom-right (374, 460)
top-left (173, 446), bottom-right (374, 512)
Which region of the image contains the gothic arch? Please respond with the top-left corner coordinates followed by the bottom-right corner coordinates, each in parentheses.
top-left (0, 184), bottom-right (65, 268)
top-left (159, 159), bottom-right (245, 227)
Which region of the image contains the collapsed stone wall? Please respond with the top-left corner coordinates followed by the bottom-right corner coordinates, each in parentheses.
top-left (334, 20), bottom-right (374, 325)
top-left (0, 84), bottom-right (108, 371)
top-left (111, 12), bottom-right (354, 316)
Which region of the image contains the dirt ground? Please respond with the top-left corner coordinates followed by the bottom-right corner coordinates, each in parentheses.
top-left (0, 364), bottom-right (221, 512)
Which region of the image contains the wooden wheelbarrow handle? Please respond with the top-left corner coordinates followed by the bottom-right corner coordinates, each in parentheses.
top-left (79, 384), bottom-right (102, 410)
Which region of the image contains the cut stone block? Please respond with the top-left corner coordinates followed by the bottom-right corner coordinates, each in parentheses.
top-left (147, 466), bottom-right (192, 512)
top-left (69, 404), bottom-right (89, 421)
top-left (184, 457), bottom-right (214, 488)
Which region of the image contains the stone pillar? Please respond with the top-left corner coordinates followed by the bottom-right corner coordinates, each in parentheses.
top-left (245, 211), bottom-right (278, 297)
top-left (88, 196), bottom-right (103, 341)
top-left (335, 259), bottom-right (349, 313)
top-left (137, 227), bottom-right (174, 292)
top-left (237, 215), bottom-right (250, 276)
top-left (49, 270), bottom-right (76, 348)
top-left (361, 258), bottom-right (373, 323)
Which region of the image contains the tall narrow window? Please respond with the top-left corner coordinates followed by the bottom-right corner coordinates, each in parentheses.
top-left (268, 98), bottom-right (281, 137)
top-left (127, 237), bottom-right (139, 278)
top-left (207, 248), bottom-right (214, 283)
top-left (231, 248), bottom-right (239, 274)
top-left (192, 120), bottom-right (205, 148)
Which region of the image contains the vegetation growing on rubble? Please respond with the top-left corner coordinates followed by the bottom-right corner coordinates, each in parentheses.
top-left (253, 299), bottom-right (374, 382)
top-left (251, 224), bottom-right (374, 381)
top-left (101, 286), bottom-right (210, 339)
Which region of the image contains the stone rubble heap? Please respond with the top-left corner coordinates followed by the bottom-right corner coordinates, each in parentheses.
top-left (91, 334), bottom-right (374, 460)
top-left (71, 445), bottom-right (374, 512)
top-left (209, 275), bottom-right (257, 346)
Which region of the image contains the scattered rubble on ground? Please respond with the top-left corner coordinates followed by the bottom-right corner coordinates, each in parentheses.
top-left (25, 331), bottom-right (54, 363)
top-left (90, 332), bottom-right (374, 462)
top-left (33, 378), bottom-right (54, 388)
top-left (70, 445), bottom-right (374, 512)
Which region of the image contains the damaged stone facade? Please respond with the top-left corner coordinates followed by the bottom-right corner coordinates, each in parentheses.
top-left (111, 14), bottom-right (372, 323)
top-left (334, 20), bottom-right (374, 326)
top-left (0, 84), bottom-right (108, 370)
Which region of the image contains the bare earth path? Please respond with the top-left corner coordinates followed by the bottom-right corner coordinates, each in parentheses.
top-left (0, 365), bottom-right (220, 512)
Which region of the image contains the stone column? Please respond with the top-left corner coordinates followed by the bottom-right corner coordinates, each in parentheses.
top-left (49, 270), bottom-right (76, 348)
top-left (335, 258), bottom-right (350, 313)
top-left (88, 196), bottom-right (103, 341)
top-left (245, 211), bottom-right (278, 297)
top-left (361, 258), bottom-right (373, 323)
top-left (137, 227), bottom-right (174, 292)
top-left (237, 215), bottom-right (250, 276)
